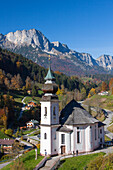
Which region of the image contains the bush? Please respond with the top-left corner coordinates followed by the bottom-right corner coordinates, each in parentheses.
top-left (87, 155), bottom-right (103, 170)
top-left (87, 153), bottom-right (113, 170)
top-left (5, 129), bottom-right (13, 136)
top-left (0, 154), bottom-right (12, 161)
top-left (1, 128), bottom-right (6, 134)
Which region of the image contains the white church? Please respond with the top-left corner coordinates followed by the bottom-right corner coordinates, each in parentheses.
top-left (40, 66), bottom-right (105, 156)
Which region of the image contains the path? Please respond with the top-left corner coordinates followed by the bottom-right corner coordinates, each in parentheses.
top-left (39, 146), bottom-right (113, 170)
top-left (16, 137), bottom-right (33, 146)
top-left (0, 154), bottom-right (22, 169)
top-left (0, 138), bottom-right (33, 169)
top-left (17, 96), bottom-right (26, 121)
top-left (103, 109), bottom-right (113, 139)
top-left (40, 156), bottom-right (60, 170)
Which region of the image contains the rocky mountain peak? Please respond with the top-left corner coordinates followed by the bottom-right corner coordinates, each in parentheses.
top-left (0, 28), bottom-right (112, 74)
top-left (96, 55), bottom-right (113, 70)
top-left (5, 29), bottom-right (51, 50)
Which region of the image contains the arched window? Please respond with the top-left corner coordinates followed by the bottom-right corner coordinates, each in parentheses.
top-left (44, 107), bottom-right (47, 118)
top-left (53, 106), bottom-right (56, 116)
top-left (44, 133), bottom-right (47, 139)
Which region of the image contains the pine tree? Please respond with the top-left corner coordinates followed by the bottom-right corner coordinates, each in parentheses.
top-left (32, 85), bottom-right (37, 96)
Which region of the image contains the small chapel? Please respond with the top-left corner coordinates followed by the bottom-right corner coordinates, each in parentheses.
top-left (40, 65), bottom-right (105, 156)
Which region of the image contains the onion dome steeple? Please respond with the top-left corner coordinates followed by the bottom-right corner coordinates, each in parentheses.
top-left (44, 66), bottom-right (55, 81)
top-left (42, 55), bottom-right (58, 97)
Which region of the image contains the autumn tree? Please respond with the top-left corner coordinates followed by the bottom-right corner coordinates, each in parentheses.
top-left (25, 76), bottom-right (32, 90)
top-left (109, 78), bottom-right (113, 90)
top-left (10, 74), bottom-right (23, 90)
top-left (89, 88), bottom-right (96, 96)
top-left (16, 74), bottom-right (23, 89)
top-left (4, 77), bottom-right (10, 89)
top-left (102, 81), bottom-right (107, 91)
top-left (112, 87), bottom-right (113, 95)
top-left (2, 114), bottom-right (7, 129)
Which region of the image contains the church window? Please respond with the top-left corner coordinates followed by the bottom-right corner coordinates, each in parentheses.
top-left (53, 107), bottom-right (56, 116)
top-left (61, 134), bottom-right (65, 144)
top-left (44, 107), bottom-right (47, 118)
top-left (77, 131), bottom-right (80, 143)
top-left (44, 133), bottom-right (47, 139)
top-left (100, 129), bottom-right (102, 134)
top-left (100, 138), bottom-right (102, 142)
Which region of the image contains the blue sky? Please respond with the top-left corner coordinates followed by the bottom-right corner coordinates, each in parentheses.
top-left (0, 0), bottom-right (113, 58)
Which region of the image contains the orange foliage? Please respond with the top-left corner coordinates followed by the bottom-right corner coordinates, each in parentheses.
top-left (109, 78), bottom-right (113, 90)
top-left (54, 71), bottom-right (62, 75)
top-left (16, 61), bottom-right (22, 68)
top-left (102, 81), bottom-right (107, 91)
top-left (0, 108), bottom-right (5, 118)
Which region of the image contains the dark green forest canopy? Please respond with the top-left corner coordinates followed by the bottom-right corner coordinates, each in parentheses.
top-left (0, 47), bottom-right (85, 91)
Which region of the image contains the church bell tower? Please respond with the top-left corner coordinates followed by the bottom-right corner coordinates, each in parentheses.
top-left (40, 56), bottom-right (59, 156)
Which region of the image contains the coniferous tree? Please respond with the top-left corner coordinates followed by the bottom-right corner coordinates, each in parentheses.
top-left (32, 85), bottom-right (37, 96)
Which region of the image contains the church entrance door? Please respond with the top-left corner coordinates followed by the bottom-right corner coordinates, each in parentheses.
top-left (61, 146), bottom-right (66, 154)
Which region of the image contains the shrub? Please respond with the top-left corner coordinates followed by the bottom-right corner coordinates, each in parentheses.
top-left (1, 128), bottom-right (6, 134)
top-left (5, 129), bottom-right (13, 136)
top-left (87, 155), bottom-right (103, 170)
top-left (0, 154), bottom-right (12, 161)
top-left (87, 153), bottom-right (113, 170)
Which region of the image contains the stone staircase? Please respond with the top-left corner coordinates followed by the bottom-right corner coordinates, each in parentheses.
top-left (40, 156), bottom-right (60, 170)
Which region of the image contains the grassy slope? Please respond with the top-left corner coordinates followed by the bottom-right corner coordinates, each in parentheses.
top-left (59, 152), bottom-right (105, 170)
top-left (105, 135), bottom-right (112, 142)
top-left (107, 124), bottom-right (113, 133)
top-left (24, 96), bottom-right (40, 104)
top-left (0, 131), bottom-right (10, 139)
top-left (83, 94), bottom-right (113, 111)
top-left (2, 149), bottom-right (43, 170)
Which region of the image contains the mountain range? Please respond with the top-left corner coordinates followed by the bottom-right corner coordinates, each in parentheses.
top-left (0, 29), bottom-right (113, 76)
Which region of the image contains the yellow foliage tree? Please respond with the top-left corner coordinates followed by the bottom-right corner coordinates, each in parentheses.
top-left (89, 88), bottom-right (96, 96)
top-left (56, 87), bottom-right (61, 95)
top-left (88, 93), bottom-right (91, 98)
top-left (2, 114), bottom-right (7, 129)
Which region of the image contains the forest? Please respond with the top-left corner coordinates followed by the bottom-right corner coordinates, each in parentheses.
top-left (0, 47), bottom-right (111, 128)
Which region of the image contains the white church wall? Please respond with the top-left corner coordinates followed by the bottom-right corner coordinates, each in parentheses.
top-left (40, 101), bottom-right (51, 125)
top-left (51, 127), bottom-right (59, 155)
top-left (66, 125), bottom-right (74, 153)
top-left (99, 126), bottom-right (104, 144)
top-left (40, 126), bottom-right (51, 155)
top-left (91, 123), bottom-right (100, 150)
top-left (58, 132), bottom-right (71, 154)
top-left (85, 125), bottom-right (92, 151)
top-left (74, 126), bottom-right (86, 152)
top-left (51, 102), bottom-right (59, 125)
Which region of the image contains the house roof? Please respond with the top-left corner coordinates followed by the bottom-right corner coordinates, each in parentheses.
top-left (27, 119), bottom-right (39, 124)
top-left (28, 101), bottom-right (36, 105)
top-left (57, 126), bottom-right (73, 133)
top-left (60, 99), bottom-right (99, 125)
top-left (0, 139), bottom-right (14, 145)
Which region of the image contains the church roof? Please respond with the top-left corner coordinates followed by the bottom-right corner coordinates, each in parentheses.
top-left (60, 99), bottom-right (99, 125)
top-left (98, 121), bottom-right (105, 127)
top-left (57, 126), bottom-right (73, 133)
top-left (44, 67), bottom-right (55, 80)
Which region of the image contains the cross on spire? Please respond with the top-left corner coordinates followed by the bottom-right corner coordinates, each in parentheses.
top-left (44, 55), bottom-right (55, 80)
